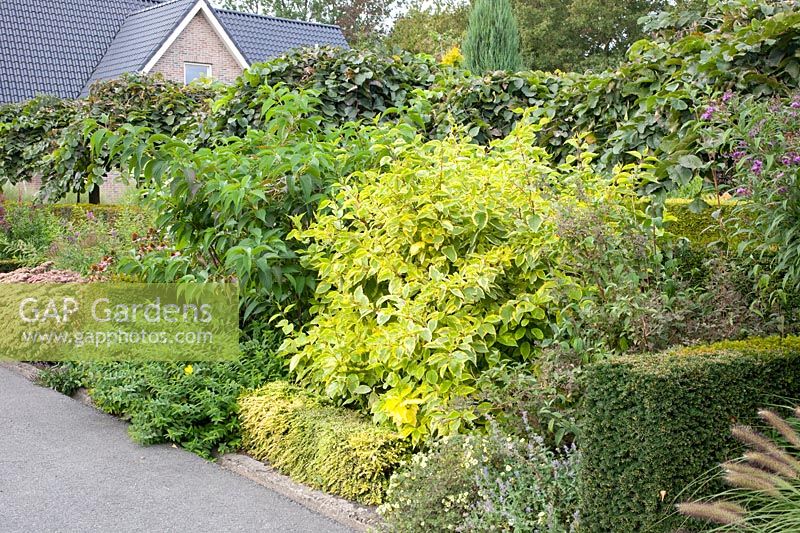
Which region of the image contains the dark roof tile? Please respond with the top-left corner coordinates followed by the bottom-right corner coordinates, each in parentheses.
top-left (82, 0), bottom-right (197, 94)
top-left (0, 0), bottom-right (347, 103)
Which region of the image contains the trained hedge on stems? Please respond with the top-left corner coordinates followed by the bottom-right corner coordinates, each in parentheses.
top-left (4, 1), bottom-right (800, 200)
top-left (580, 336), bottom-right (800, 532)
top-left (239, 381), bottom-right (410, 505)
top-left (204, 0), bottom-right (800, 196)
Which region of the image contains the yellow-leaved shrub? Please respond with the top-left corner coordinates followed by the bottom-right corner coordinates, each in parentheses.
top-left (279, 118), bottom-right (661, 442)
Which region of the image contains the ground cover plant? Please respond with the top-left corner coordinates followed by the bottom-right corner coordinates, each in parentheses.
top-left (40, 330), bottom-right (286, 459)
top-left (378, 422), bottom-right (580, 531)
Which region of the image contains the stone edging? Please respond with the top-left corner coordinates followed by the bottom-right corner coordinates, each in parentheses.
top-left (0, 360), bottom-right (380, 532)
top-left (217, 454), bottom-right (379, 532)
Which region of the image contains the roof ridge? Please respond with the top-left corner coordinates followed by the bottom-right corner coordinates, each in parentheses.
top-left (132, 0), bottom-right (192, 16)
top-left (215, 8), bottom-right (343, 30)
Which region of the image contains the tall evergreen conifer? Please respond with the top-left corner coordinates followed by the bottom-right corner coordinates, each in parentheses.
top-left (463, 0), bottom-right (523, 72)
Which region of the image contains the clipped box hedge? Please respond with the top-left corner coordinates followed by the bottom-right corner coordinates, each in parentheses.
top-left (1, 201), bottom-right (133, 223)
top-left (580, 337), bottom-right (800, 532)
top-left (239, 381), bottom-right (410, 505)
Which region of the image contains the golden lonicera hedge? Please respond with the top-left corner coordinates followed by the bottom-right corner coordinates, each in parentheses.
top-left (238, 381), bottom-right (409, 505)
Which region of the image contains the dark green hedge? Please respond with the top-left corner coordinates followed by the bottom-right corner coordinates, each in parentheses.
top-left (0, 259), bottom-right (22, 272)
top-left (580, 337), bottom-right (800, 532)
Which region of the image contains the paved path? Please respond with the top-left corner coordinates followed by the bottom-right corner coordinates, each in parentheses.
top-left (0, 366), bottom-right (350, 533)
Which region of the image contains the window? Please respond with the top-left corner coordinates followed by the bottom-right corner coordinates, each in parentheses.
top-left (184, 63), bottom-right (211, 84)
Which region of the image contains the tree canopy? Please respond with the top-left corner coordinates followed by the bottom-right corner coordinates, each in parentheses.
top-left (218, 0), bottom-right (404, 41)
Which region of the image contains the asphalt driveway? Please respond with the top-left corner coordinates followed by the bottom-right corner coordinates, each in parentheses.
top-left (0, 366), bottom-right (350, 533)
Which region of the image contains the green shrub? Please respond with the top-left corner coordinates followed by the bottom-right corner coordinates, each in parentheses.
top-left (0, 259), bottom-right (22, 272)
top-left (239, 381), bottom-right (410, 505)
top-left (727, 95), bottom-right (800, 298)
top-left (40, 331), bottom-right (286, 458)
top-left (664, 198), bottom-right (736, 247)
top-left (280, 118), bottom-right (668, 442)
top-left (47, 205), bottom-right (153, 274)
top-left (378, 423), bottom-right (580, 532)
top-left (203, 47), bottom-right (439, 139)
top-left (580, 336), bottom-right (800, 532)
top-left (1, 203), bottom-right (61, 265)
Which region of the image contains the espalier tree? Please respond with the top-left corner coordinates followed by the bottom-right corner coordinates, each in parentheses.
top-left (462, 0), bottom-right (522, 73)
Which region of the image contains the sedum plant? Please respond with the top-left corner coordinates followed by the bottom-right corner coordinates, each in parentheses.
top-left (280, 117), bottom-right (662, 442)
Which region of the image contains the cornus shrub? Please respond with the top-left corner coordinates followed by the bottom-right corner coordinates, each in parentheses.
top-left (279, 118), bottom-right (663, 442)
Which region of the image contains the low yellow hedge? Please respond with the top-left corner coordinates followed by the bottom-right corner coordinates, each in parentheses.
top-left (239, 381), bottom-right (410, 505)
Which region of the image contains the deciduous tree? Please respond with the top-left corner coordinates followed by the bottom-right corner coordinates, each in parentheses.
top-left (218, 0), bottom-right (402, 41)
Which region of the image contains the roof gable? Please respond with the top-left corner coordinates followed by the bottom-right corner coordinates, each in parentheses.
top-left (83, 0), bottom-right (250, 95)
top-left (83, 0), bottom-right (197, 93)
top-left (141, 0), bottom-right (250, 73)
top-left (0, 0), bottom-right (348, 103)
top-left (0, 0), bottom-right (154, 102)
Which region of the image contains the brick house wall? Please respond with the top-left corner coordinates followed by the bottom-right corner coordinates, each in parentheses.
top-left (150, 11), bottom-right (244, 84)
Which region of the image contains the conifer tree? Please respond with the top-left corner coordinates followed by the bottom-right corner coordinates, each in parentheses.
top-left (463, 0), bottom-right (523, 72)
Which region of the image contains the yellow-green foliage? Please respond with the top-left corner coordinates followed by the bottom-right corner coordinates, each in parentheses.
top-left (279, 118), bottom-right (660, 443)
top-left (580, 335), bottom-right (800, 532)
top-left (664, 198), bottom-right (737, 247)
top-left (239, 382), bottom-right (410, 505)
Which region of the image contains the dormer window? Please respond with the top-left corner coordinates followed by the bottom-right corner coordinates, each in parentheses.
top-left (184, 62), bottom-right (211, 84)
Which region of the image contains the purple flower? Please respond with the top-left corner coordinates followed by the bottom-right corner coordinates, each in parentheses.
top-left (781, 153), bottom-right (800, 165)
top-left (86, 211), bottom-right (95, 221)
top-left (778, 186), bottom-right (789, 195)
top-left (730, 150), bottom-right (747, 161)
top-left (722, 90), bottom-right (734, 103)
top-left (791, 100), bottom-right (800, 109)
top-left (701, 105), bottom-right (716, 120)
top-left (751, 159), bottom-right (763, 175)
top-left (735, 187), bottom-right (751, 197)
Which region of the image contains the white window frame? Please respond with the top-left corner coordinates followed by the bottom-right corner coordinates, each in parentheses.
top-left (184, 62), bottom-right (212, 85)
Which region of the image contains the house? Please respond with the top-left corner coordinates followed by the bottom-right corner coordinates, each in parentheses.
top-left (0, 0), bottom-right (348, 104)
